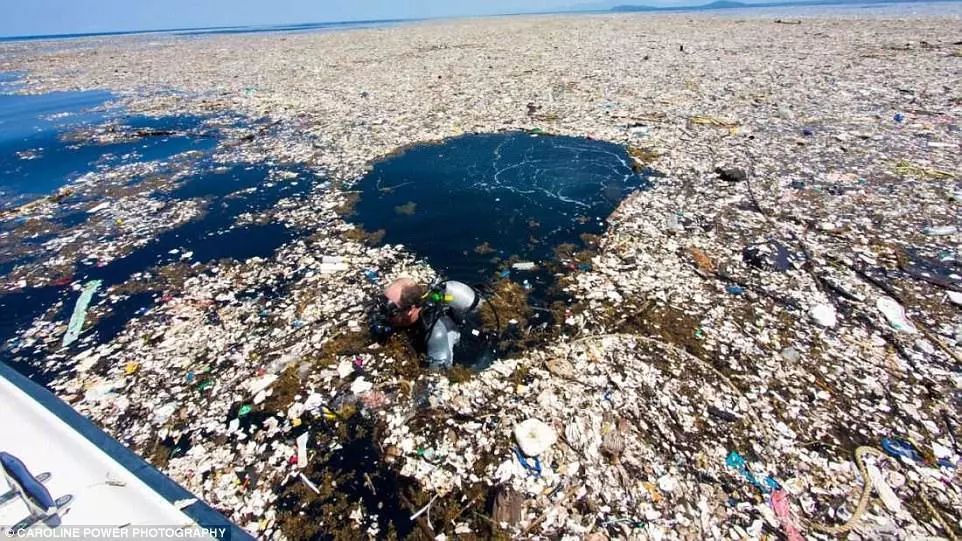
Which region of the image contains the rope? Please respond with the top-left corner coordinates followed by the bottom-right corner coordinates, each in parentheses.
top-left (513, 447), bottom-right (542, 477)
top-left (803, 447), bottom-right (958, 539)
top-left (803, 446), bottom-right (880, 535)
top-left (921, 490), bottom-right (960, 541)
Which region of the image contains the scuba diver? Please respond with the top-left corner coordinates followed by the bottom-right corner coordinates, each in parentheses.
top-left (371, 277), bottom-right (499, 369)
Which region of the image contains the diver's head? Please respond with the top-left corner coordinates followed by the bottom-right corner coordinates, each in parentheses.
top-left (382, 277), bottom-right (426, 328)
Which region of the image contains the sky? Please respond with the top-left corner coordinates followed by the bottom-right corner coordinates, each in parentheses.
top-left (0, 0), bottom-right (757, 38)
top-left (0, 0), bottom-right (603, 38)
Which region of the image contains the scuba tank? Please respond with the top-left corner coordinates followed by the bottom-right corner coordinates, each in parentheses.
top-left (426, 314), bottom-right (460, 369)
top-left (424, 280), bottom-right (482, 368)
top-left (441, 281), bottom-right (481, 319)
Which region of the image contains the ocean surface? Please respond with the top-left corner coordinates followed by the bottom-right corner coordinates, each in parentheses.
top-left (0, 73), bottom-right (318, 381)
top-left (0, 68), bottom-right (650, 382)
top-left (0, 0), bottom-right (957, 373)
top-left (0, 81), bottom-right (216, 209)
top-left (354, 132), bottom-right (649, 285)
top-left (0, 19), bottom-right (410, 43)
top-left (0, 1), bottom-right (959, 43)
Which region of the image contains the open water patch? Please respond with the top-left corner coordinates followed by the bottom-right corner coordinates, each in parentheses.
top-left (0, 162), bottom-right (315, 377)
top-left (354, 131), bottom-right (649, 283)
top-left (0, 76), bottom-right (320, 381)
top-left (0, 74), bottom-right (218, 209)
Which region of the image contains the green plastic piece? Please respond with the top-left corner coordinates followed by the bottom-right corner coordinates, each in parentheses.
top-left (62, 280), bottom-right (102, 346)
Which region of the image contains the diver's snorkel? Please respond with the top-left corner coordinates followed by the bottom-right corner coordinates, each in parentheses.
top-left (369, 300), bottom-right (396, 338)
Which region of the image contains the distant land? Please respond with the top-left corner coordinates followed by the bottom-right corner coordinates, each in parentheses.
top-left (606, 0), bottom-right (961, 12)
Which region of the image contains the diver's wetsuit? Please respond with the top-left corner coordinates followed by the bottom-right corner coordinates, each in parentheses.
top-left (421, 280), bottom-right (494, 369)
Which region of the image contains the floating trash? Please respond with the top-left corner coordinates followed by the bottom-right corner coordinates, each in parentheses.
top-left (514, 418), bottom-right (557, 457)
top-left (62, 280), bottom-right (102, 347)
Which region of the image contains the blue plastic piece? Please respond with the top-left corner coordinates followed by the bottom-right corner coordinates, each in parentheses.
top-left (881, 438), bottom-right (922, 461)
top-left (726, 450), bottom-right (778, 494)
top-left (513, 447), bottom-right (542, 477)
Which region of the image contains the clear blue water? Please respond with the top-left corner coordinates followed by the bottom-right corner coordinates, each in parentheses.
top-left (354, 132), bottom-right (649, 284)
top-left (171, 19), bottom-right (407, 38)
top-left (0, 72), bottom-right (22, 91)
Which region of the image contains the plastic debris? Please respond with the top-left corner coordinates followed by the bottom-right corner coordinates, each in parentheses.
top-left (922, 225), bottom-right (958, 236)
top-left (319, 261), bottom-right (349, 273)
top-left (809, 303), bottom-right (837, 328)
top-left (173, 498), bottom-right (198, 510)
top-left (726, 451), bottom-right (779, 494)
top-left (350, 377), bottom-right (373, 395)
top-left (513, 419), bottom-right (557, 457)
top-left (410, 494), bottom-right (439, 521)
top-left (865, 463), bottom-right (901, 513)
top-left (726, 285), bottom-right (744, 295)
top-left (62, 280), bottom-right (102, 346)
top-left (247, 374), bottom-right (279, 395)
top-left (665, 213), bottom-right (685, 233)
top-left (780, 347), bottom-right (801, 362)
top-left (299, 473), bottom-right (320, 494)
top-left (656, 474), bottom-right (678, 493)
top-left (714, 166), bottom-right (747, 183)
top-left (876, 296), bottom-right (918, 334)
top-left (513, 447), bottom-right (542, 477)
top-left (881, 438), bottom-right (922, 462)
top-left (337, 359), bottom-right (353, 379)
top-left (707, 405), bottom-right (739, 422)
top-left (743, 240), bottom-right (798, 272)
top-left (2, 12), bottom-right (961, 541)
top-left (296, 432), bottom-right (309, 469)
top-left (770, 490), bottom-right (804, 541)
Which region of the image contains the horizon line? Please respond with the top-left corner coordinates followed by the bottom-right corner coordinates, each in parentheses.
top-left (0, 0), bottom-right (956, 41)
